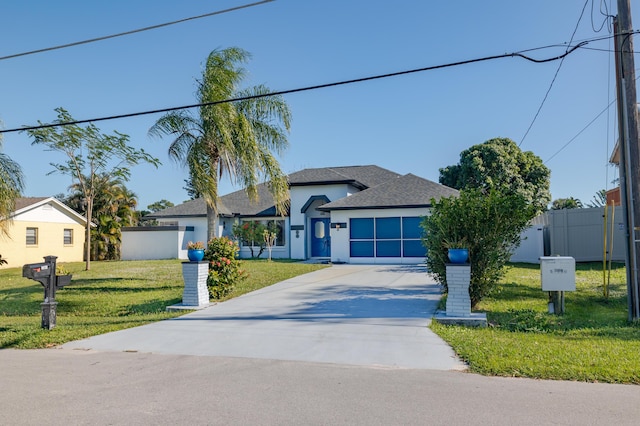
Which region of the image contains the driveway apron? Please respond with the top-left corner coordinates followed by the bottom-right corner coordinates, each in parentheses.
top-left (62, 264), bottom-right (465, 370)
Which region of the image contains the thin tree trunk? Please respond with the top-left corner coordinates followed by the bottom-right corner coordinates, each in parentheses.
top-left (85, 197), bottom-right (92, 271)
top-left (206, 203), bottom-right (218, 242)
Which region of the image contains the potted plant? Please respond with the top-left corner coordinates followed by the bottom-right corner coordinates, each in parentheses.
top-left (56, 264), bottom-right (73, 287)
top-left (187, 241), bottom-right (206, 262)
top-left (443, 238), bottom-right (469, 264)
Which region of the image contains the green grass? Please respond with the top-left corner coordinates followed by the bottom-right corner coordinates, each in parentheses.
top-left (431, 262), bottom-right (640, 384)
top-left (0, 259), bottom-right (327, 349)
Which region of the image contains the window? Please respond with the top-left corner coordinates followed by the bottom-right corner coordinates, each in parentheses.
top-left (64, 229), bottom-right (73, 245)
top-left (238, 219), bottom-right (286, 247)
top-left (26, 227), bottom-right (38, 245)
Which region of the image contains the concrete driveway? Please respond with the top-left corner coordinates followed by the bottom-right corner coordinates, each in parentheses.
top-left (62, 264), bottom-right (465, 370)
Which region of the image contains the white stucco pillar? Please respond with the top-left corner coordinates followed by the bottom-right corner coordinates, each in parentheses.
top-left (445, 264), bottom-right (471, 317)
top-left (181, 261), bottom-right (210, 307)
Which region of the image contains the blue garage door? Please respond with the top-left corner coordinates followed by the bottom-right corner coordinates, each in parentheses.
top-left (349, 217), bottom-right (424, 258)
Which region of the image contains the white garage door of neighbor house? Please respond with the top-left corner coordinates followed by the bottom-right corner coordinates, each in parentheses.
top-left (348, 217), bottom-right (424, 259)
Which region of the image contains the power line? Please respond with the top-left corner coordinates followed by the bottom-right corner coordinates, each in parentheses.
top-left (0, 0), bottom-right (274, 61)
top-left (544, 100), bottom-right (614, 163)
top-left (519, 0), bottom-right (590, 147)
top-left (544, 69), bottom-right (640, 164)
top-left (1, 43), bottom-right (587, 135)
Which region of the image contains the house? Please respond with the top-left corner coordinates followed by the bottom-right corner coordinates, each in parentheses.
top-left (122, 165), bottom-right (459, 264)
top-left (0, 197), bottom-right (87, 268)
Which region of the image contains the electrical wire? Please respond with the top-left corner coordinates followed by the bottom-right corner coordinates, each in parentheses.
top-left (544, 100), bottom-right (614, 163)
top-left (591, 0), bottom-right (613, 33)
top-left (0, 43), bottom-right (588, 135)
top-left (545, 70), bottom-right (640, 165)
top-left (519, 0), bottom-right (590, 147)
top-left (0, 0), bottom-right (274, 61)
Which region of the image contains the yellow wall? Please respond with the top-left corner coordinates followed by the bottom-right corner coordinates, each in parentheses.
top-left (0, 220), bottom-right (85, 269)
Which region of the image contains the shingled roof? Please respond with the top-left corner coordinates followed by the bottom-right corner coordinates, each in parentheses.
top-left (150, 166), bottom-right (457, 217)
top-left (288, 165), bottom-right (400, 189)
top-left (318, 174), bottom-right (459, 211)
top-left (14, 197), bottom-right (49, 211)
top-left (148, 182), bottom-right (284, 219)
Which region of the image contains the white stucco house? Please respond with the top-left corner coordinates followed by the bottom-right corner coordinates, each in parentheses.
top-left (121, 165), bottom-right (459, 264)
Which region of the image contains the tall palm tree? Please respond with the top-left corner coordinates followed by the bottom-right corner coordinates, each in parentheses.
top-left (67, 173), bottom-right (138, 260)
top-left (0, 129), bottom-right (25, 238)
top-left (149, 47), bottom-right (291, 241)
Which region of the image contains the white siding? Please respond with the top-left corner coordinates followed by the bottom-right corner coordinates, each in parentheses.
top-left (15, 203), bottom-right (80, 224)
top-left (121, 227), bottom-right (195, 260)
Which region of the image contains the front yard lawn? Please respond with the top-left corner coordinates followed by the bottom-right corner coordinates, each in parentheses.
top-left (431, 262), bottom-right (640, 384)
top-left (0, 259), bottom-right (327, 349)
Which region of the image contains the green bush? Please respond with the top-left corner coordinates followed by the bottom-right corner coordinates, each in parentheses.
top-left (421, 189), bottom-right (534, 307)
top-left (203, 237), bottom-right (246, 299)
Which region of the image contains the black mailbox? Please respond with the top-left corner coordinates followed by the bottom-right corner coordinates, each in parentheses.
top-left (22, 262), bottom-right (52, 280)
top-left (22, 255), bottom-right (71, 330)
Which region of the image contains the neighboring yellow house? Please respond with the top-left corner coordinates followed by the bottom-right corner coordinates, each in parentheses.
top-left (0, 197), bottom-right (87, 268)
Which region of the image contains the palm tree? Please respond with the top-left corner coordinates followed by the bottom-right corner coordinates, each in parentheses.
top-left (67, 174), bottom-right (139, 260)
top-left (0, 129), bottom-right (25, 238)
top-left (149, 47), bottom-right (291, 241)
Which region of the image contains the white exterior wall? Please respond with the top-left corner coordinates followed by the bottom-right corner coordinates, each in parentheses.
top-left (174, 217), bottom-right (208, 244)
top-left (330, 207), bottom-right (429, 264)
top-left (17, 203), bottom-right (82, 224)
top-left (121, 226), bottom-right (195, 260)
top-left (289, 184), bottom-right (355, 259)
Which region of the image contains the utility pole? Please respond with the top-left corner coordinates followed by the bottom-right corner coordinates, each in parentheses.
top-left (614, 0), bottom-right (640, 321)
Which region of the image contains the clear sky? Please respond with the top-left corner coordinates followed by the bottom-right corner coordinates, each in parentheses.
top-left (0, 0), bottom-right (635, 210)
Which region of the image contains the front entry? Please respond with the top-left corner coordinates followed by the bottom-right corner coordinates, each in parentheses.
top-left (311, 218), bottom-right (331, 257)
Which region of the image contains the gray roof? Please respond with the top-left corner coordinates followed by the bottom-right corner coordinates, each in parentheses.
top-left (318, 174), bottom-right (459, 211)
top-left (150, 166), bottom-right (458, 217)
top-left (15, 197), bottom-right (49, 210)
top-left (148, 182), bottom-right (282, 219)
top-left (288, 165), bottom-right (400, 189)
top-left (148, 198), bottom-right (208, 219)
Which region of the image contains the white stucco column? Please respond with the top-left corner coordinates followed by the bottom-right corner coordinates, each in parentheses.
top-left (445, 264), bottom-right (471, 317)
top-left (181, 261), bottom-right (210, 307)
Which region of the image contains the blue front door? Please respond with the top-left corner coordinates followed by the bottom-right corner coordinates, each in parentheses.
top-left (311, 218), bottom-right (331, 257)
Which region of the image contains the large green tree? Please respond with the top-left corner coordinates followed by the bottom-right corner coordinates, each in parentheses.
top-left (149, 47), bottom-right (291, 241)
top-left (439, 137), bottom-right (551, 215)
top-left (66, 174), bottom-right (139, 260)
top-left (24, 108), bottom-right (160, 270)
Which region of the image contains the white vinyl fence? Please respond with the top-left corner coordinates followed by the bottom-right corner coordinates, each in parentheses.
top-left (511, 207), bottom-right (625, 263)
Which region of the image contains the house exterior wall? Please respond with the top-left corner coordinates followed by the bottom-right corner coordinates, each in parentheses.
top-left (121, 226), bottom-right (195, 260)
top-left (289, 184), bottom-right (356, 259)
top-left (1, 204), bottom-right (85, 268)
top-left (329, 207), bottom-right (429, 264)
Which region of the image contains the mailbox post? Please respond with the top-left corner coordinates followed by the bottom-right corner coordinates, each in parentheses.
top-left (22, 255), bottom-right (71, 330)
top-left (540, 256), bottom-right (576, 315)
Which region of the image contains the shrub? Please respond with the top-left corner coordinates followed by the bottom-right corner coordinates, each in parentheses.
top-left (203, 237), bottom-right (246, 299)
top-left (421, 189), bottom-right (534, 307)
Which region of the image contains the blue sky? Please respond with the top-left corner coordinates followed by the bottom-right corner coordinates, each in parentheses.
top-left (0, 0), bottom-right (634, 209)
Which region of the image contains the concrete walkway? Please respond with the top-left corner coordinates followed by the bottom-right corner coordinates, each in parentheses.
top-left (62, 264), bottom-right (465, 370)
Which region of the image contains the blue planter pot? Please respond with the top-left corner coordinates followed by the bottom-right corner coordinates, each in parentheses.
top-left (187, 249), bottom-right (205, 262)
top-left (448, 248), bottom-right (469, 264)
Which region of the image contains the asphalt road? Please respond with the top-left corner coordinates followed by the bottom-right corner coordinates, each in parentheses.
top-left (3, 264), bottom-right (639, 424)
top-left (2, 349), bottom-right (639, 425)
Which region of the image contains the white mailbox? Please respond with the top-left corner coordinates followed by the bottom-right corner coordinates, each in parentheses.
top-left (540, 256), bottom-right (576, 291)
